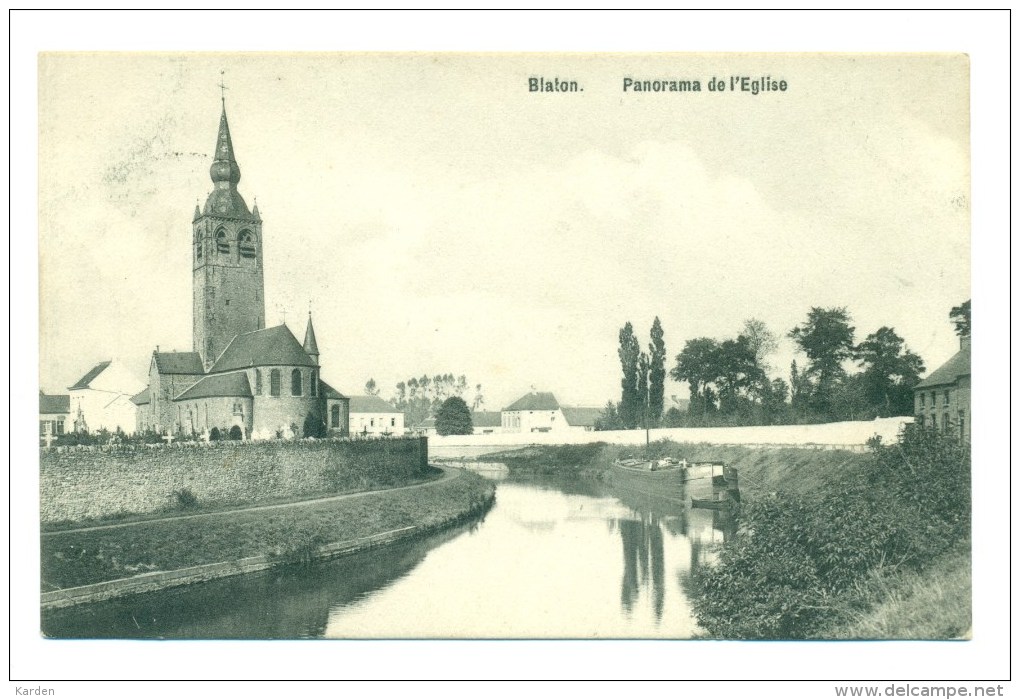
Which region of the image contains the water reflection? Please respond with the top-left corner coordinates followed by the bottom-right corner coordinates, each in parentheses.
top-left (43, 469), bottom-right (739, 639)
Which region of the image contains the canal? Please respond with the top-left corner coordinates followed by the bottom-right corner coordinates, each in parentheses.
top-left (42, 465), bottom-right (731, 639)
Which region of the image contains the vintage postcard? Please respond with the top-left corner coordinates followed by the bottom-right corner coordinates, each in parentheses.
top-left (37, 53), bottom-right (971, 644)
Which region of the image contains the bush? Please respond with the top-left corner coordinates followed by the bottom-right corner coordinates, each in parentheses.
top-left (174, 488), bottom-right (198, 510)
top-left (687, 427), bottom-right (970, 638)
top-left (436, 397), bottom-right (472, 435)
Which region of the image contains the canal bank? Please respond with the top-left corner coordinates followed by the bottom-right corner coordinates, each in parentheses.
top-left (42, 465), bottom-right (495, 610)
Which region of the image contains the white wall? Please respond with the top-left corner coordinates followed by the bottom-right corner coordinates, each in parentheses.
top-left (432, 417), bottom-right (914, 452)
top-left (502, 408), bottom-right (567, 433)
top-left (351, 411), bottom-right (404, 435)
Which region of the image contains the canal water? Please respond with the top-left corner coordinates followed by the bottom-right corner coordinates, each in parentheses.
top-left (42, 467), bottom-right (732, 639)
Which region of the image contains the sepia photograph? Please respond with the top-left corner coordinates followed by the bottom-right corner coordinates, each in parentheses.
top-left (36, 51), bottom-right (973, 641)
top-left (12, 9), bottom-right (1010, 689)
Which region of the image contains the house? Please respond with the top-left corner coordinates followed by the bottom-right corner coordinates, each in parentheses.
top-left (39, 391), bottom-right (70, 439)
top-left (68, 360), bottom-right (146, 434)
top-left (471, 411), bottom-right (504, 435)
top-left (914, 336), bottom-right (970, 440)
top-left (501, 391), bottom-right (605, 433)
top-left (349, 395), bottom-right (405, 436)
top-left (411, 417), bottom-right (436, 437)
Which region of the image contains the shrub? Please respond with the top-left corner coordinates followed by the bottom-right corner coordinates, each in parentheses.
top-left (174, 488), bottom-right (198, 510)
top-left (436, 397), bottom-right (472, 435)
top-left (687, 427), bottom-right (970, 638)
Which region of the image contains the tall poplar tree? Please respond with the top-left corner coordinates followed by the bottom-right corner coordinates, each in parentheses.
top-left (618, 322), bottom-right (641, 428)
top-left (648, 317), bottom-right (666, 423)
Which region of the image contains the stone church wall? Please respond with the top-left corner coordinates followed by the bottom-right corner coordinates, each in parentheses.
top-left (40, 437), bottom-right (429, 525)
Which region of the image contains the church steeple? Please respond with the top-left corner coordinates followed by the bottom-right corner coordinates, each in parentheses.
top-left (202, 101), bottom-right (253, 219)
top-left (303, 313), bottom-right (320, 364)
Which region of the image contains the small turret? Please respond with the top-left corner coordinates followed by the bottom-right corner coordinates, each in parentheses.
top-left (304, 313), bottom-right (320, 365)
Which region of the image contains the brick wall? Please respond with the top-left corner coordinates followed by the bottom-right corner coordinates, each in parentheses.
top-left (40, 437), bottom-right (429, 525)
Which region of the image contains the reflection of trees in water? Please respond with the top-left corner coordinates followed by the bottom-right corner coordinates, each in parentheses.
top-left (42, 524), bottom-right (474, 640)
top-left (617, 511), bottom-right (667, 623)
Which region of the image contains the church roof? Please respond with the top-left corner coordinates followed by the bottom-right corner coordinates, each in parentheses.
top-left (153, 351), bottom-right (205, 375)
top-left (130, 388), bottom-right (150, 405)
top-left (349, 395), bottom-right (399, 414)
top-left (174, 372), bottom-right (252, 401)
top-left (320, 379), bottom-right (348, 400)
top-left (40, 393), bottom-right (71, 414)
top-left (209, 324), bottom-right (316, 373)
top-left (915, 344), bottom-right (971, 389)
top-left (505, 391), bottom-right (560, 412)
top-left (69, 361), bottom-right (112, 390)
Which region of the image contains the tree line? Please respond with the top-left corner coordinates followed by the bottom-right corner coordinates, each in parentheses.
top-left (363, 373), bottom-right (484, 429)
top-left (601, 300), bottom-right (969, 429)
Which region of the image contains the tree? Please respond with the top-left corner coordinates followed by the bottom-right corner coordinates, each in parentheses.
top-left (648, 317), bottom-right (667, 423)
top-left (595, 401), bottom-right (625, 431)
top-left (854, 326), bottom-right (925, 416)
top-left (950, 299), bottom-right (971, 337)
top-left (789, 307), bottom-right (856, 417)
top-left (714, 335), bottom-right (767, 414)
top-left (618, 322), bottom-right (642, 428)
top-left (637, 352), bottom-right (650, 426)
top-left (671, 337), bottom-right (721, 417)
top-left (435, 396), bottom-right (473, 436)
top-left (741, 318), bottom-right (779, 371)
top-left (365, 378), bottom-right (380, 396)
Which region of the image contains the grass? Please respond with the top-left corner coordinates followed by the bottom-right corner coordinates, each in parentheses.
top-left (816, 543), bottom-right (972, 640)
top-left (41, 470), bottom-right (495, 591)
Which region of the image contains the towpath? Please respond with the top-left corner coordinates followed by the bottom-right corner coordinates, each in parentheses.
top-left (42, 465), bottom-right (461, 538)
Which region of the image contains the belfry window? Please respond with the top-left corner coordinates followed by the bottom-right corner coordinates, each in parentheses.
top-left (216, 229), bottom-right (229, 254)
top-left (291, 369), bottom-right (303, 396)
top-left (239, 230), bottom-right (257, 259)
top-left (270, 369), bottom-right (281, 397)
top-left (331, 405), bottom-right (340, 428)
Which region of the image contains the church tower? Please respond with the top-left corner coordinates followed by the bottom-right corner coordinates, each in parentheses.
top-left (192, 101), bottom-right (266, 369)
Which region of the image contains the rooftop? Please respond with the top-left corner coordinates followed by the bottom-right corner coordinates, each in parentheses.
top-left (209, 324), bottom-right (316, 374)
top-left (915, 343), bottom-right (971, 390)
top-left (349, 395), bottom-right (399, 413)
top-left (69, 361), bottom-right (111, 390)
top-left (153, 351), bottom-right (204, 376)
top-left (40, 393), bottom-right (71, 414)
top-left (504, 391), bottom-right (560, 412)
top-left (174, 372), bottom-right (252, 401)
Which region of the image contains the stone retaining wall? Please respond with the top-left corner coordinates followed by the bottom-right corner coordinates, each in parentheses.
top-left (40, 437), bottom-right (428, 525)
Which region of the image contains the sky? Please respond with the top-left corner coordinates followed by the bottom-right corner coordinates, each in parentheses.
top-left (38, 53), bottom-right (970, 409)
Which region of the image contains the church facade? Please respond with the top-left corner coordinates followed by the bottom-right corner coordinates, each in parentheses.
top-left (135, 101), bottom-right (350, 440)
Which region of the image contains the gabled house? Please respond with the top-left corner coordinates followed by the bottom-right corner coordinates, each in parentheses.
top-left (914, 336), bottom-right (971, 440)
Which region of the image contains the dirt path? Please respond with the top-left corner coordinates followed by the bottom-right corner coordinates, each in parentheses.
top-left (42, 466), bottom-right (461, 538)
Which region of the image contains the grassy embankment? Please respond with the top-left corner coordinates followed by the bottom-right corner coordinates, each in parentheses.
top-left (480, 434), bottom-right (970, 640)
top-left (42, 469), bottom-right (495, 591)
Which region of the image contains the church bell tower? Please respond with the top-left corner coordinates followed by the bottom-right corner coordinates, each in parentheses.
top-left (192, 100), bottom-right (266, 369)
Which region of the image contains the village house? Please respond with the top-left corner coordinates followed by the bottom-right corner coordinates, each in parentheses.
top-left (914, 336), bottom-right (971, 440)
top-left (501, 391), bottom-right (604, 434)
top-left (67, 360), bottom-right (146, 434)
top-left (349, 395), bottom-right (405, 436)
top-left (39, 391), bottom-right (70, 440)
top-left (471, 411), bottom-right (504, 435)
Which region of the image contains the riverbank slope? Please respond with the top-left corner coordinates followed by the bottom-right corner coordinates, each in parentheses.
top-left (42, 466), bottom-right (495, 607)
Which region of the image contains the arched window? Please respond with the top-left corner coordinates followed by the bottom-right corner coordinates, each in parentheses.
top-left (270, 369), bottom-right (281, 397)
top-left (196, 240), bottom-right (203, 259)
top-left (216, 229), bottom-right (229, 254)
top-left (291, 368), bottom-right (303, 396)
top-left (331, 405), bottom-right (340, 428)
top-left (255, 369), bottom-right (263, 395)
top-left (310, 369), bottom-right (318, 397)
top-left (239, 230), bottom-right (257, 259)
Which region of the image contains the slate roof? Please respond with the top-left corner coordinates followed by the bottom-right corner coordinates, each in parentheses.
top-left (69, 361), bottom-right (111, 390)
top-left (153, 351), bottom-right (204, 375)
top-left (349, 395), bottom-right (400, 413)
top-left (915, 344), bottom-right (971, 389)
top-left (209, 324), bottom-right (316, 373)
top-left (320, 379), bottom-right (349, 400)
top-left (40, 393), bottom-right (71, 414)
top-left (504, 391), bottom-right (560, 411)
top-left (471, 411), bottom-right (502, 427)
top-left (560, 406), bottom-right (603, 427)
top-left (130, 388), bottom-right (150, 406)
top-left (174, 372), bottom-right (252, 401)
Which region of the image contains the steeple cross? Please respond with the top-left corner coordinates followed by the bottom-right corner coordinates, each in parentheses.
top-left (219, 71), bottom-right (228, 103)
